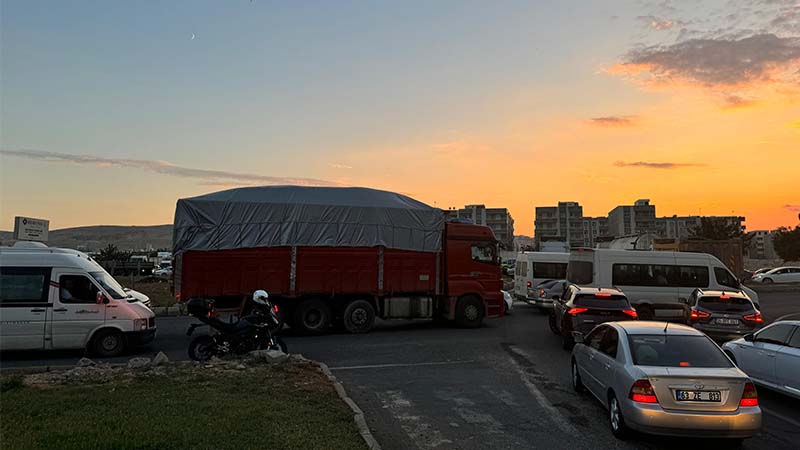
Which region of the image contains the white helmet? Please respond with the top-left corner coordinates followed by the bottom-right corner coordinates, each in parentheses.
top-left (252, 290), bottom-right (269, 305)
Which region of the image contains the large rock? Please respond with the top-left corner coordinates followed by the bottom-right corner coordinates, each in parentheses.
top-left (152, 352), bottom-right (170, 366)
top-left (248, 349), bottom-right (289, 363)
top-left (76, 357), bottom-right (96, 367)
top-left (127, 357), bottom-right (151, 369)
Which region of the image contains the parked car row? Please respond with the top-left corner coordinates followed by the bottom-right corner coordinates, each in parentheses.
top-left (750, 266), bottom-right (800, 284)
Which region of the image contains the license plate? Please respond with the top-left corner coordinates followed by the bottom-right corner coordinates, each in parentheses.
top-left (676, 390), bottom-right (721, 402)
top-left (715, 318), bottom-right (739, 325)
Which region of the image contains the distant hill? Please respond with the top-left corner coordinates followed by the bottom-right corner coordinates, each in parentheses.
top-left (0, 225), bottom-right (173, 252)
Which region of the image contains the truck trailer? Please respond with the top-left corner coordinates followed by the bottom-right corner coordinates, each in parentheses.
top-left (172, 186), bottom-right (504, 334)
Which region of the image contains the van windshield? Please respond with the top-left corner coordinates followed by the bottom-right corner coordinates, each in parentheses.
top-left (89, 271), bottom-right (128, 299)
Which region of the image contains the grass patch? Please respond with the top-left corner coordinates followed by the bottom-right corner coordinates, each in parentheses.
top-left (116, 277), bottom-right (175, 307)
top-left (0, 362), bottom-right (366, 450)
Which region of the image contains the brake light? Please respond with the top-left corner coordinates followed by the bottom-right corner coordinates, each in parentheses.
top-left (622, 308), bottom-right (638, 318)
top-left (594, 292), bottom-right (611, 297)
top-left (539, 289), bottom-right (545, 297)
top-left (719, 294), bottom-right (730, 299)
top-left (629, 379), bottom-right (658, 403)
top-left (567, 307), bottom-right (588, 315)
top-left (739, 382), bottom-right (758, 407)
top-left (527, 281), bottom-right (532, 288)
top-left (689, 308), bottom-right (711, 320)
top-left (679, 361), bottom-right (690, 367)
top-left (743, 312), bottom-right (763, 323)
top-left (273, 304), bottom-right (279, 313)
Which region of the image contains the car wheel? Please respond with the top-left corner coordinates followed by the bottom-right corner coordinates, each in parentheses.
top-left (455, 295), bottom-right (484, 328)
top-left (91, 329), bottom-right (126, 357)
top-left (636, 305), bottom-right (654, 321)
top-left (608, 393), bottom-right (629, 439)
top-left (188, 335), bottom-right (215, 361)
top-left (548, 312), bottom-right (560, 335)
top-left (571, 359), bottom-right (585, 393)
top-left (294, 299), bottom-right (332, 335)
top-left (342, 299), bottom-right (376, 333)
top-left (762, 278), bottom-right (773, 284)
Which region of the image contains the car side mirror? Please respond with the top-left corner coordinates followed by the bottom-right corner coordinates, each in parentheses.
top-left (96, 291), bottom-right (109, 305)
top-left (743, 333), bottom-right (754, 342)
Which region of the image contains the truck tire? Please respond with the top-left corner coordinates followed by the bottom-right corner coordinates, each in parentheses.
top-left (294, 299), bottom-right (331, 335)
top-left (343, 300), bottom-right (376, 333)
top-left (91, 329), bottom-right (126, 357)
top-left (455, 296), bottom-right (484, 328)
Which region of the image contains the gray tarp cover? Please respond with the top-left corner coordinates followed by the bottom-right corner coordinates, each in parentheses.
top-left (173, 186), bottom-right (444, 254)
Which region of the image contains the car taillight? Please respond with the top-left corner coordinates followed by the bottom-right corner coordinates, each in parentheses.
top-left (527, 281), bottom-right (532, 288)
top-left (743, 312), bottom-right (763, 323)
top-left (689, 308), bottom-right (710, 320)
top-left (567, 307), bottom-right (588, 315)
top-left (273, 304), bottom-right (279, 313)
top-left (594, 292), bottom-right (611, 297)
top-left (629, 379), bottom-right (658, 403)
top-left (539, 289), bottom-right (545, 297)
top-left (739, 382), bottom-right (758, 407)
top-left (622, 308), bottom-right (638, 318)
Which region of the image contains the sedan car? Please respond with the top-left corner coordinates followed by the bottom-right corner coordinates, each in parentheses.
top-left (501, 290), bottom-right (514, 313)
top-left (751, 266), bottom-right (800, 284)
top-left (572, 321), bottom-right (761, 442)
top-left (153, 267), bottom-right (173, 277)
top-left (530, 279), bottom-right (566, 312)
top-left (550, 286), bottom-right (638, 349)
top-left (683, 289), bottom-right (764, 342)
top-left (722, 320), bottom-right (800, 400)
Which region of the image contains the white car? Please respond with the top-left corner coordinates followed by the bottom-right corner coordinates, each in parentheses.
top-left (153, 267), bottom-right (173, 277)
top-left (751, 267), bottom-right (800, 284)
top-left (722, 321), bottom-right (800, 400)
top-left (123, 288), bottom-right (152, 308)
top-left (502, 290), bottom-right (513, 313)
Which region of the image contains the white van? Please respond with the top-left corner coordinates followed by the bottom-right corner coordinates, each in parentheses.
top-left (566, 248), bottom-right (759, 320)
top-left (0, 242), bottom-right (156, 356)
top-left (513, 252), bottom-right (569, 306)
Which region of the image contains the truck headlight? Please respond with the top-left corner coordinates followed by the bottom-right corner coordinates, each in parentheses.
top-left (134, 318), bottom-right (148, 331)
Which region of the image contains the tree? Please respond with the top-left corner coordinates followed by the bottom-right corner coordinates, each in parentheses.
top-left (689, 218), bottom-right (744, 240)
top-left (773, 226), bottom-right (800, 262)
top-left (98, 244), bottom-right (125, 261)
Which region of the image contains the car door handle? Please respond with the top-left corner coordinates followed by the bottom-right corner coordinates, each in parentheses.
top-left (604, 364), bottom-right (611, 370)
top-left (30, 308), bottom-right (46, 312)
top-left (53, 308), bottom-right (68, 312)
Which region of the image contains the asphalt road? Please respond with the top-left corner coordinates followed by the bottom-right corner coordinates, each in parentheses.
top-left (2, 291), bottom-right (798, 450)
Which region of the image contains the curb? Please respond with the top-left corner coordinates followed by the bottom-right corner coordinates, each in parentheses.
top-left (295, 354), bottom-right (383, 450)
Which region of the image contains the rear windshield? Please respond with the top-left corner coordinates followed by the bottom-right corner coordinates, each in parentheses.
top-left (574, 294), bottom-right (629, 309)
top-left (698, 296), bottom-right (753, 312)
top-left (628, 334), bottom-right (733, 368)
top-left (567, 261), bottom-right (593, 285)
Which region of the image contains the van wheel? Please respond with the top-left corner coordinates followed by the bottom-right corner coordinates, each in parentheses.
top-left (455, 295), bottom-right (484, 328)
top-left (636, 305), bottom-right (654, 321)
top-left (91, 329), bottom-right (126, 357)
top-left (343, 300), bottom-right (376, 333)
top-left (294, 299), bottom-right (332, 335)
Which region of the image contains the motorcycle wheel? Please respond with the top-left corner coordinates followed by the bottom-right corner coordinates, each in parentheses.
top-left (188, 335), bottom-right (216, 361)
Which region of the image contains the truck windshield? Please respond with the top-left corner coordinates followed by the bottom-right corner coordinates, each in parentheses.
top-left (89, 271), bottom-right (128, 299)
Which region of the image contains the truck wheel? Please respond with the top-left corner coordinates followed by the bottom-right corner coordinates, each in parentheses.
top-left (636, 305), bottom-right (654, 321)
top-left (343, 300), bottom-right (376, 333)
top-left (91, 329), bottom-right (126, 357)
top-left (455, 296), bottom-right (484, 328)
top-left (294, 299), bottom-right (331, 335)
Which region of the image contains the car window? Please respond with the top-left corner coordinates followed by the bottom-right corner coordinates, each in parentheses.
top-left (627, 335), bottom-right (733, 368)
top-left (697, 296), bottom-right (753, 312)
top-left (59, 275), bottom-right (100, 304)
top-left (586, 326), bottom-right (607, 350)
top-left (574, 293), bottom-right (629, 309)
top-left (599, 327), bottom-right (619, 358)
top-left (713, 267), bottom-right (739, 289)
top-left (755, 324), bottom-right (794, 345)
top-left (786, 328), bottom-right (800, 349)
top-left (0, 267), bottom-right (52, 304)
top-left (470, 245), bottom-right (495, 264)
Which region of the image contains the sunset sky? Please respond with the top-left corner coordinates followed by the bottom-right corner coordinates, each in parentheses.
top-left (1, 1), bottom-right (798, 236)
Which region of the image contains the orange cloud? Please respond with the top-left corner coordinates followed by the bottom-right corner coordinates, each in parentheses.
top-left (588, 116), bottom-right (638, 127)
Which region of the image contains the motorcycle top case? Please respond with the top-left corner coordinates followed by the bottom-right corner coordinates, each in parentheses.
top-left (186, 298), bottom-right (214, 316)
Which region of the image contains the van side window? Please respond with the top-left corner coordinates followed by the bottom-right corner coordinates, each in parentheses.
top-left (59, 275), bottom-right (100, 304)
top-left (532, 262), bottom-right (568, 279)
top-left (612, 264), bottom-right (708, 288)
top-left (0, 267), bottom-right (52, 304)
top-left (713, 267), bottom-right (739, 289)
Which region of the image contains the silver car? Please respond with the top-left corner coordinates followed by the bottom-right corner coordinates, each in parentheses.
top-left (571, 321), bottom-right (761, 441)
top-left (722, 320), bottom-right (800, 400)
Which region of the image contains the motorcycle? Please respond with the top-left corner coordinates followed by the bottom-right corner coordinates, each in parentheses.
top-left (186, 290), bottom-right (287, 361)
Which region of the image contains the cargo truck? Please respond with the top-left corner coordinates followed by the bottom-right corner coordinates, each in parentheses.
top-left (172, 186), bottom-right (504, 334)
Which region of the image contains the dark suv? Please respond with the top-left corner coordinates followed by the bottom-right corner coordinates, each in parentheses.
top-left (683, 289), bottom-right (763, 342)
top-left (550, 286), bottom-right (638, 350)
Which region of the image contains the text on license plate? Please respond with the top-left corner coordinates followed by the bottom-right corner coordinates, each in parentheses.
top-left (676, 390), bottom-right (721, 402)
top-left (715, 318), bottom-right (739, 325)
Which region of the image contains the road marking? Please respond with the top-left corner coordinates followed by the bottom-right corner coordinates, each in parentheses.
top-left (379, 390), bottom-right (452, 449)
top-left (505, 345), bottom-right (579, 435)
top-left (329, 360), bottom-right (474, 371)
top-left (762, 407), bottom-right (800, 428)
